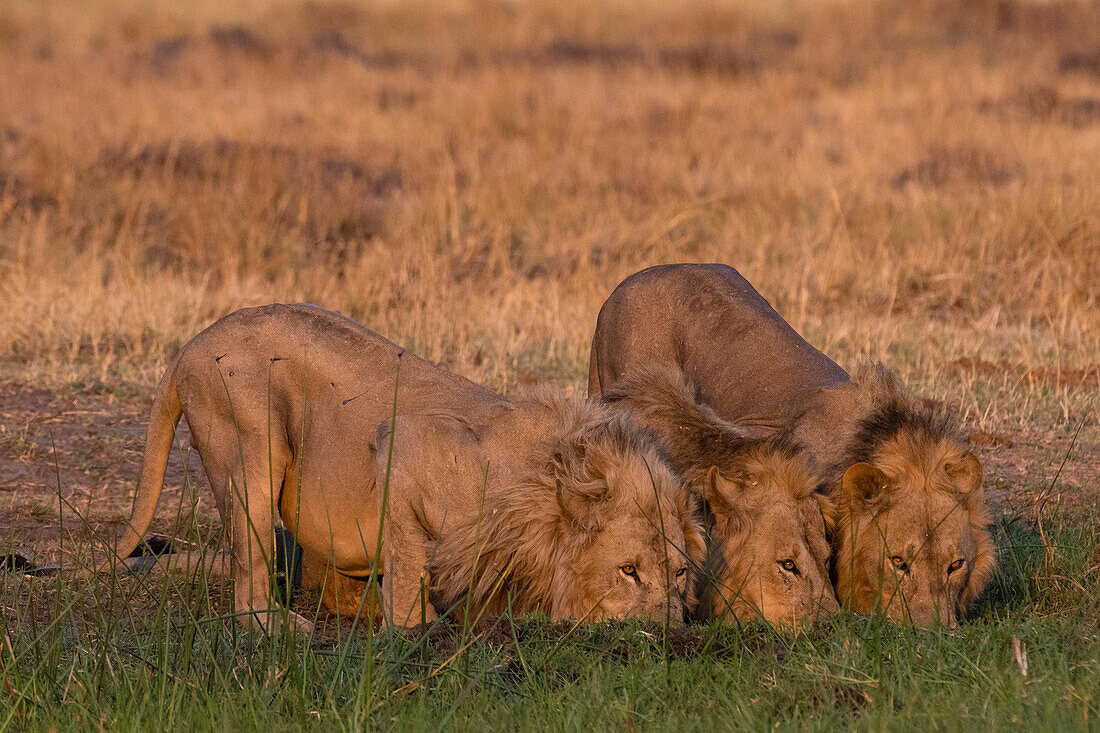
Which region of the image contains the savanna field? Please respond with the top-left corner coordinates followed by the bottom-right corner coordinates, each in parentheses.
top-left (0, 0), bottom-right (1098, 729)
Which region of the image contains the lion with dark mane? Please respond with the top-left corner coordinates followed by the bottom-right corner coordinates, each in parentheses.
top-left (823, 365), bottom-right (994, 623)
top-left (589, 264), bottom-right (996, 626)
top-left (107, 304), bottom-right (702, 631)
top-left (601, 365), bottom-right (838, 627)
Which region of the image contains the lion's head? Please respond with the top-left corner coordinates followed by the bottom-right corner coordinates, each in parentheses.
top-left (831, 368), bottom-right (996, 626)
top-left (599, 364), bottom-right (839, 627)
top-left (428, 398), bottom-right (704, 625)
top-left (698, 440), bottom-right (839, 627)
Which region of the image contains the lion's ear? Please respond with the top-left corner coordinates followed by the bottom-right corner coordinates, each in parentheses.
top-left (701, 466), bottom-right (747, 532)
top-left (944, 452), bottom-right (983, 497)
top-left (551, 442), bottom-right (609, 531)
top-left (700, 465), bottom-right (730, 512)
top-left (841, 462), bottom-right (889, 510)
top-left (954, 452), bottom-right (993, 611)
top-left (556, 480), bottom-right (608, 531)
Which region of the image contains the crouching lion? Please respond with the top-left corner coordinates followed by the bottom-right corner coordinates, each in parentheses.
top-left (384, 396), bottom-right (703, 626)
top-left (601, 365), bottom-right (839, 627)
top-left (107, 303), bottom-right (701, 631)
top-left (589, 264), bottom-right (995, 627)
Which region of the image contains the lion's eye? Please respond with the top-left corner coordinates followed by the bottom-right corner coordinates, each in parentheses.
top-left (675, 567), bottom-right (687, 578)
top-left (948, 558), bottom-right (965, 573)
top-left (779, 559), bottom-right (799, 574)
top-left (620, 564), bottom-right (638, 579)
top-left (891, 556), bottom-right (909, 572)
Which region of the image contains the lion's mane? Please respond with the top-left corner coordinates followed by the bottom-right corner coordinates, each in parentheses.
top-left (427, 395), bottom-right (703, 620)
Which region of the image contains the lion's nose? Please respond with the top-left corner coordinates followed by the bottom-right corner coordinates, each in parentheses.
top-left (646, 598), bottom-right (686, 626)
top-left (818, 586), bottom-right (841, 615)
top-left (932, 598), bottom-right (958, 629)
top-left (904, 588), bottom-right (958, 628)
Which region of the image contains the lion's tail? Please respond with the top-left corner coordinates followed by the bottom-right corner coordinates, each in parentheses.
top-left (100, 357), bottom-right (183, 572)
top-left (600, 364), bottom-right (710, 442)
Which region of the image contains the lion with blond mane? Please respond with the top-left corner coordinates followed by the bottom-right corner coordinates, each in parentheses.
top-left (602, 365), bottom-right (839, 627)
top-left (107, 304), bottom-right (702, 631)
top-left (391, 396), bottom-right (703, 626)
top-left (589, 264), bottom-right (995, 626)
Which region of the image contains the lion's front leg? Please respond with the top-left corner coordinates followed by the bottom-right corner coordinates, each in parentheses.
top-left (374, 413), bottom-right (488, 629)
top-left (380, 486), bottom-right (437, 629)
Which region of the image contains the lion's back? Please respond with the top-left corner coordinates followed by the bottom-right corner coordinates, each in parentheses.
top-left (171, 303), bottom-right (501, 436)
top-left (591, 264), bottom-right (849, 428)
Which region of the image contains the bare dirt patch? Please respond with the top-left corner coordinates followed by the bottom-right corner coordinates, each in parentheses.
top-left (946, 357), bottom-right (1100, 390)
top-left (0, 380), bottom-right (210, 566)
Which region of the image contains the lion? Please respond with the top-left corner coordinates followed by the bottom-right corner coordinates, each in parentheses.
top-left (107, 303), bottom-right (701, 631)
top-left (589, 264), bottom-right (996, 626)
top-left (600, 365), bottom-right (839, 627)
top-left (383, 396), bottom-right (703, 626)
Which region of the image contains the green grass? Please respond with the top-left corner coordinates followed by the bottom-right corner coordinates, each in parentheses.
top-left (2, 513), bottom-right (1097, 732)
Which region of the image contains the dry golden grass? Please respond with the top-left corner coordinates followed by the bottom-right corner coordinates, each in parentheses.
top-left (1, 11), bottom-right (1100, 731)
top-left (1, 0), bottom-right (1098, 438)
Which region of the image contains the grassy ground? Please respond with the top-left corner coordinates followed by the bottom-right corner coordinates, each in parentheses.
top-left (1, 0), bottom-right (1098, 729)
top-left (2, 504), bottom-right (1097, 730)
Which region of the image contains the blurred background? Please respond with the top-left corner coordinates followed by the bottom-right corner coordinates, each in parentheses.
top-left (0, 0), bottom-right (1097, 421)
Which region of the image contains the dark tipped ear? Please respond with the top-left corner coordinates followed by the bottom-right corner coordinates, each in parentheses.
top-left (944, 452), bottom-right (983, 496)
top-left (552, 441), bottom-right (608, 531)
top-left (841, 462), bottom-right (889, 510)
top-left (701, 466), bottom-right (747, 531)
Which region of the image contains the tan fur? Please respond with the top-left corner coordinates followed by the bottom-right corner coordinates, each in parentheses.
top-left (830, 371), bottom-right (996, 626)
top-left (299, 555), bottom-right (378, 625)
top-left (109, 304), bottom-right (700, 631)
top-left (401, 395), bottom-right (704, 625)
top-left (589, 264), bottom-right (997, 626)
top-left (601, 365), bottom-right (839, 626)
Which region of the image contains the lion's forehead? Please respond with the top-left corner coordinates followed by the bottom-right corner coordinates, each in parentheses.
top-left (613, 485), bottom-right (689, 521)
top-left (599, 513), bottom-right (685, 548)
top-left (741, 507), bottom-right (827, 564)
top-left (757, 498), bottom-right (825, 537)
top-left (879, 496), bottom-right (975, 558)
top-left (754, 503), bottom-right (807, 537)
top-left (874, 434), bottom-right (969, 491)
top-left (742, 488), bottom-right (799, 517)
top-left (609, 458), bottom-right (680, 497)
